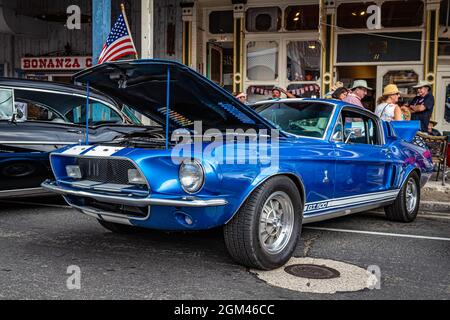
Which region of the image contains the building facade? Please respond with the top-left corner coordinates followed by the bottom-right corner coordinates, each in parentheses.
top-left (0, 0), bottom-right (449, 132)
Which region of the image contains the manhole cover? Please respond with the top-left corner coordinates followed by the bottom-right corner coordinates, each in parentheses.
top-left (251, 258), bottom-right (379, 294)
top-left (284, 264), bottom-right (340, 279)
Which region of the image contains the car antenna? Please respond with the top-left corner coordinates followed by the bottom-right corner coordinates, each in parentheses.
top-left (165, 66), bottom-right (170, 150)
top-left (85, 81), bottom-right (90, 145)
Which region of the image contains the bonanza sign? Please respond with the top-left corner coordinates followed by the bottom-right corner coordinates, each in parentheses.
top-left (21, 56), bottom-right (92, 71)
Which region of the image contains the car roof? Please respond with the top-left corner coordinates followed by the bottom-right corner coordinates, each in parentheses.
top-left (0, 77), bottom-right (119, 107)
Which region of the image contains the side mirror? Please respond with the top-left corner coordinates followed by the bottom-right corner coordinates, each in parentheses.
top-left (332, 130), bottom-right (343, 142)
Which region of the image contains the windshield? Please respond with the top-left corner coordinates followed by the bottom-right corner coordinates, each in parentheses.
top-left (0, 88), bottom-right (14, 120)
top-left (255, 102), bottom-right (334, 138)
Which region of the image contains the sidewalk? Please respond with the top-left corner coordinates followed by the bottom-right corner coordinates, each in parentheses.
top-left (420, 179), bottom-right (450, 214)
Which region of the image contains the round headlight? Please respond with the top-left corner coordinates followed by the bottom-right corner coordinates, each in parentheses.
top-left (179, 160), bottom-right (204, 194)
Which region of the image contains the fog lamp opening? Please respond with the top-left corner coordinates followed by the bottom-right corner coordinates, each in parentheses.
top-left (66, 165), bottom-right (81, 179)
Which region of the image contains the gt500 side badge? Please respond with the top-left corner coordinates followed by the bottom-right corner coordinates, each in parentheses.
top-left (84, 146), bottom-right (124, 157)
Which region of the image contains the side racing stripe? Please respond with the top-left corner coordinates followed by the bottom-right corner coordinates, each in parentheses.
top-left (304, 190), bottom-right (400, 214)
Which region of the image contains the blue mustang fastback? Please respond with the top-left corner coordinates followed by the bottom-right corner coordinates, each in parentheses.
top-left (42, 60), bottom-right (433, 270)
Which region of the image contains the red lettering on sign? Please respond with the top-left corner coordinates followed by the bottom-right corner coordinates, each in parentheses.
top-left (23, 59), bottom-right (30, 69)
top-left (47, 59), bottom-right (55, 69)
top-left (72, 58), bottom-right (80, 69)
top-left (86, 58), bottom-right (93, 68)
top-left (39, 59), bottom-right (47, 69)
top-left (55, 58), bottom-right (64, 68)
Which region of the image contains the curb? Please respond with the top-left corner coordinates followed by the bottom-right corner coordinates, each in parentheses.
top-left (419, 201), bottom-right (450, 214)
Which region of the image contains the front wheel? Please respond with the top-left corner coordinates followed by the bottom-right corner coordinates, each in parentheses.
top-left (384, 171), bottom-right (420, 222)
top-left (223, 176), bottom-right (303, 270)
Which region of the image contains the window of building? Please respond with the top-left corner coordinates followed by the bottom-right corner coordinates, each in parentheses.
top-left (246, 41), bottom-right (279, 80)
top-left (381, 0), bottom-right (424, 27)
top-left (337, 2), bottom-right (376, 29)
top-left (337, 32), bottom-right (422, 62)
top-left (246, 7), bottom-right (281, 32)
top-left (382, 70), bottom-right (419, 102)
top-left (285, 5), bottom-right (319, 31)
top-left (440, 0), bottom-right (450, 25)
top-left (209, 10), bottom-right (233, 34)
top-left (445, 84), bottom-right (450, 123)
top-left (287, 41), bottom-right (320, 81)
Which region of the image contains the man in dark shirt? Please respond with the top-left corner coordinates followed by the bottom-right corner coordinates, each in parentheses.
top-left (408, 81), bottom-right (434, 132)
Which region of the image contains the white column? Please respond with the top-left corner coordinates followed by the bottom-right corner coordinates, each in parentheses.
top-left (141, 0), bottom-right (154, 59)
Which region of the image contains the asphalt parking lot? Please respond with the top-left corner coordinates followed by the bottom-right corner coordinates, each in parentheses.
top-left (0, 197), bottom-right (449, 300)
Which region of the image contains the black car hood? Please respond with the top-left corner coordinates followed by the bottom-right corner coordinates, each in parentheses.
top-left (73, 60), bottom-right (274, 131)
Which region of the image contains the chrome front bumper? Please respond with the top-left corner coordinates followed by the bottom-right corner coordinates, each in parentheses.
top-left (41, 181), bottom-right (228, 208)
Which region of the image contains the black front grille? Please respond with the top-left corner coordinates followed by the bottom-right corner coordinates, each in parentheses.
top-left (77, 157), bottom-right (141, 185)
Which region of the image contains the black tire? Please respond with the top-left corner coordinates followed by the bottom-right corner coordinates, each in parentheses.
top-left (223, 176), bottom-right (303, 270)
top-left (384, 171), bottom-right (420, 222)
top-left (97, 219), bottom-right (140, 234)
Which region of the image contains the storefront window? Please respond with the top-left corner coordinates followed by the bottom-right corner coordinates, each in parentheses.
top-left (246, 7), bottom-right (281, 32)
top-left (445, 84), bottom-right (450, 124)
top-left (438, 38), bottom-right (450, 56)
top-left (337, 32), bottom-right (422, 62)
top-left (337, 2), bottom-right (376, 28)
top-left (381, 1), bottom-right (424, 27)
top-left (246, 41), bottom-right (279, 80)
top-left (287, 84), bottom-right (320, 99)
top-left (287, 41), bottom-right (320, 81)
top-left (209, 11), bottom-right (233, 34)
top-left (284, 5), bottom-right (319, 31)
top-left (382, 70), bottom-right (419, 102)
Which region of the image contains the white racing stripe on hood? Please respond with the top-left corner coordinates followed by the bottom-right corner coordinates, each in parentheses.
top-left (62, 145), bottom-right (92, 155)
top-left (83, 145), bottom-right (124, 157)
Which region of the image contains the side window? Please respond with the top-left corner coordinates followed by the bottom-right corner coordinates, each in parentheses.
top-left (341, 110), bottom-right (380, 145)
top-left (0, 88), bottom-right (14, 120)
top-left (65, 100), bottom-right (122, 125)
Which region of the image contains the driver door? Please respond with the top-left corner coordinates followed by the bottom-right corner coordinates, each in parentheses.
top-left (332, 108), bottom-right (395, 201)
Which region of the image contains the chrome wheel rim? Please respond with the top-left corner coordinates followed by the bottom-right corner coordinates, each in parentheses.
top-left (259, 191), bottom-right (295, 255)
top-left (405, 178), bottom-right (418, 213)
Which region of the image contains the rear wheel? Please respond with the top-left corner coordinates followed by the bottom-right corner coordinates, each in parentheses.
top-left (223, 176), bottom-right (303, 270)
top-left (97, 219), bottom-right (139, 234)
top-left (384, 171), bottom-right (420, 222)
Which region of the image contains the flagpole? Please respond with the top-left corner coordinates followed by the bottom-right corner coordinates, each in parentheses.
top-left (120, 3), bottom-right (139, 60)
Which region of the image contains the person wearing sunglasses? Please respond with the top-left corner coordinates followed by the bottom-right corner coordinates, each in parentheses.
top-left (375, 84), bottom-right (403, 121)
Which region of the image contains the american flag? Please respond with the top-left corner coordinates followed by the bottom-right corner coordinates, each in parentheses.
top-left (97, 13), bottom-right (137, 64)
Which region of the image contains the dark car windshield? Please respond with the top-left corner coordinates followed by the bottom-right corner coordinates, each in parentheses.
top-left (255, 102), bottom-right (334, 138)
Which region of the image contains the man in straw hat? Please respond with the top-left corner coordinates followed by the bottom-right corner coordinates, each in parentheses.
top-left (427, 120), bottom-right (441, 136)
top-left (343, 79), bottom-right (372, 108)
top-left (407, 80), bottom-right (434, 132)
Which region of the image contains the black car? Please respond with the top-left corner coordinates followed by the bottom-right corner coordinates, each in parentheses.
top-left (0, 78), bottom-right (159, 199)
